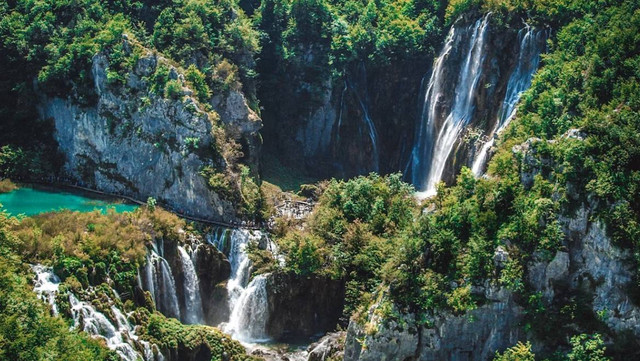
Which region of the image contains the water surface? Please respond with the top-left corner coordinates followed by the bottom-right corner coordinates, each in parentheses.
top-left (0, 187), bottom-right (137, 216)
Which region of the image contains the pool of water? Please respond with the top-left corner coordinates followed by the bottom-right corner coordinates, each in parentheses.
top-left (0, 186), bottom-right (138, 216)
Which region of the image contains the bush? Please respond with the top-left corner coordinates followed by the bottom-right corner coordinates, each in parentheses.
top-left (164, 79), bottom-right (183, 99)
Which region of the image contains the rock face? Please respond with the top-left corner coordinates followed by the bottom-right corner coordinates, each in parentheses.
top-left (261, 57), bottom-right (428, 179)
top-left (308, 331), bottom-right (346, 361)
top-left (344, 287), bottom-right (522, 361)
top-left (39, 50), bottom-right (261, 221)
top-left (264, 273), bottom-right (345, 341)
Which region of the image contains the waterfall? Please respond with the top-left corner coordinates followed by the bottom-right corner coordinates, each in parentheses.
top-left (143, 246), bottom-right (181, 320)
top-left (177, 245), bottom-right (204, 324)
top-left (224, 230), bottom-right (259, 309)
top-left (31, 264), bottom-right (61, 315)
top-left (207, 229), bottom-right (277, 343)
top-left (356, 95), bottom-right (380, 173)
top-left (31, 265), bottom-right (163, 361)
top-left (225, 274), bottom-right (270, 343)
top-left (207, 227), bottom-right (232, 254)
top-left (409, 14), bottom-right (546, 196)
top-left (471, 25), bottom-right (546, 176)
top-left (334, 81), bottom-right (348, 144)
top-left (410, 14), bottom-right (491, 197)
top-left (70, 294), bottom-right (141, 361)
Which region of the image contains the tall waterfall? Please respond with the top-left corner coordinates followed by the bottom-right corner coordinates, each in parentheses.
top-left (409, 14), bottom-right (546, 196)
top-left (31, 265), bottom-right (163, 361)
top-left (471, 25), bottom-right (546, 175)
top-left (410, 14), bottom-right (491, 197)
top-left (178, 245), bottom-right (204, 324)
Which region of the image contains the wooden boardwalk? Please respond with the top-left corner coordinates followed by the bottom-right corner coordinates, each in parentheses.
top-left (31, 181), bottom-right (261, 230)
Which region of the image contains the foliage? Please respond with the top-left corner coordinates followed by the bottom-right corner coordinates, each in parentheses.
top-left (493, 341), bottom-right (535, 361)
top-left (0, 178), bottom-right (18, 194)
top-left (567, 334), bottom-right (610, 361)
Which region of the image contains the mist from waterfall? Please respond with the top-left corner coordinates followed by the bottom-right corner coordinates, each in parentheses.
top-left (471, 26), bottom-right (546, 176)
top-left (410, 14), bottom-right (491, 197)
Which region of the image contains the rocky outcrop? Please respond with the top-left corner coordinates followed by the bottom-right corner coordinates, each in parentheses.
top-left (39, 47), bottom-right (261, 221)
top-left (264, 273), bottom-right (345, 342)
top-left (308, 331), bottom-right (346, 361)
top-left (344, 286), bottom-right (522, 361)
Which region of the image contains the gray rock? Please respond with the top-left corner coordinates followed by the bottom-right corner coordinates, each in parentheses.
top-left (343, 290), bottom-right (522, 361)
top-left (308, 331), bottom-right (346, 361)
top-left (38, 51), bottom-right (261, 221)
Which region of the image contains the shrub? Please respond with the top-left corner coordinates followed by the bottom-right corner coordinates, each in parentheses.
top-left (164, 79), bottom-right (183, 99)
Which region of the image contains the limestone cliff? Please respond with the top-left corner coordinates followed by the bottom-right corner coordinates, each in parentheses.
top-left (38, 45), bottom-right (261, 221)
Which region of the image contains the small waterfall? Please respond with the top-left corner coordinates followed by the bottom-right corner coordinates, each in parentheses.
top-left (143, 247), bottom-right (181, 320)
top-left (356, 96), bottom-right (380, 173)
top-left (70, 294), bottom-right (141, 361)
top-left (225, 274), bottom-right (270, 343)
top-left (411, 14), bottom-right (491, 197)
top-left (334, 81), bottom-right (348, 144)
top-left (349, 71), bottom-right (380, 173)
top-left (471, 25), bottom-right (546, 175)
top-left (31, 265), bottom-right (162, 361)
top-left (177, 245), bottom-right (204, 324)
top-left (31, 264), bottom-right (61, 315)
top-left (207, 227), bottom-right (232, 254)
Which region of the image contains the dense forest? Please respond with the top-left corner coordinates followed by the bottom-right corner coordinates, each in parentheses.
top-left (1, 0), bottom-right (639, 360)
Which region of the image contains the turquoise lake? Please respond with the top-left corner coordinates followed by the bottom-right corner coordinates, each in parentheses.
top-left (0, 187), bottom-right (138, 216)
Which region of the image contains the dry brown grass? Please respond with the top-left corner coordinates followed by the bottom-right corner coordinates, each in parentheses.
top-left (0, 179), bottom-right (18, 194)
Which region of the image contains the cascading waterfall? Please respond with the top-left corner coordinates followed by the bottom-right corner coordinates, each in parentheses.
top-left (225, 274), bottom-right (270, 343)
top-left (471, 25), bottom-right (546, 176)
top-left (138, 227), bottom-right (279, 344)
top-left (31, 265), bottom-right (163, 361)
top-left (409, 14), bottom-right (546, 196)
top-left (177, 245), bottom-right (204, 324)
top-left (209, 229), bottom-right (278, 343)
top-left (143, 245), bottom-right (181, 320)
top-left (411, 14), bottom-right (491, 197)
top-left (31, 264), bottom-right (61, 315)
top-left (70, 294), bottom-right (141, 361)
